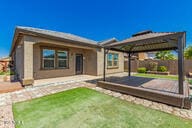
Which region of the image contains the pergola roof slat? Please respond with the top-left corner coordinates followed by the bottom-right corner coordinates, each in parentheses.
top-left (106, 31), bottom-right (185, 53)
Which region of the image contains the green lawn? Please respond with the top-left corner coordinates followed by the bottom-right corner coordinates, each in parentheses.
top-left (13, 88), bottom-right (192, 128)
top-left (133, 73), bottom-right (178, 80)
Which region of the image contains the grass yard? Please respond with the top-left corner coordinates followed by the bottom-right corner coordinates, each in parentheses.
top-left (13, 88), bottom-right (192, 128)
top-left (133, 73), bottom-right (178, 80)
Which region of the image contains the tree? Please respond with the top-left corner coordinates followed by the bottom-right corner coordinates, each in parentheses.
top-left (184, 46), bottom-right (192, 59)
top-left (155, 51), bottom-right (176, 60)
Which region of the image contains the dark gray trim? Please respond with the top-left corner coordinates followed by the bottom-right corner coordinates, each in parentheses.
top-left (178, 33), bottom-right (185, 94)
top-left (108, 47), bottom-right (178, 53)
top-left (75, 54), bottom-right (83, 75)
top-left (128, 53), bottom-right (131, 77)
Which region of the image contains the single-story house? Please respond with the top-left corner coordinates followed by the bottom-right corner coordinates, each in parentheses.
top-left (0, 57), bottom-right (11, 72)
top-left (10, 27), bottom-right (124, 86)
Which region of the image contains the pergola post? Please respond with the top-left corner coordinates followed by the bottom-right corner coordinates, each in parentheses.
top-left (128, 53), bottom-right (131, 77)
top-left (103, 48), bottom-right (106, 81)
top-left (178, 34), bottom-right (185, 94)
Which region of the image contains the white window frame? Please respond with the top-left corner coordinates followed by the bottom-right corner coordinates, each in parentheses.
top-left (42, 49), bottom-right (55, 69)
top-left (57, 50), bottom-right (68, 68)
top-left (107, 53), bottom-right (119, 68)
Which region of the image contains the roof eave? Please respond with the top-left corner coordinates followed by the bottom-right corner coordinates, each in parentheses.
top-left (9, 28), bottom-right (20, 57)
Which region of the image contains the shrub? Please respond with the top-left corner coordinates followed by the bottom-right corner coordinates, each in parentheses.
top-left (157, 66), bottom-right (167, 72)
top-left (0, 72), bottom-right (5, 75)
top-left (148, 62), bottom-right (158, 71)
top-left (9, 71), bottom-right (15, 75)
top-left (0, 71), bottom-right (15, 75)
top-left (137, 67), bottom-right (147, 73)
top-left (188, 79), bottom-right (192, 85)
top-left (5, 70), bottom-right (15, 75)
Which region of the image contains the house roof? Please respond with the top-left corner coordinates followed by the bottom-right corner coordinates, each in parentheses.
top-left (16, 26), bottom-right (98, 44)
top-left (107, 31), bottom-right (185, 53)
top-left (0, 57), bottom-right (11, 62)
top-left (10, 26), bottom-right (101, 56)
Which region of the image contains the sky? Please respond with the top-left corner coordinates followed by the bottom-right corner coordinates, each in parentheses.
top-left (0, 0), bottom-right (192, 58)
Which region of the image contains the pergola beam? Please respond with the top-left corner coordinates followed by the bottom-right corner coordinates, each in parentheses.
top-left (128, 53), bottom-right (131, 77)
top-left (108, 47), bottom-right (177, 53)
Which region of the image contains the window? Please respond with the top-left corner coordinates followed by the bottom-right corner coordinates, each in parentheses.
top-left (107, 54), bottom-right (113, 67)
top-left (107, 53), bottom-right (119, 68)
top-left (43, 49), bottom-right (55, 69)
top-left (113, 54), bottom-right (118, 66)
top-left (42, 48), bottom-right (69, 69)
top-left (57, 51), bottom-right (68, 68)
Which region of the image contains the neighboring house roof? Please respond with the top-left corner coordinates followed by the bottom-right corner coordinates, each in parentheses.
top-left (146, 52), bottom-right (157, 59)
top-left (10, 26), bottom-right (101, 56)
top-left (0, 57), bottom-right (11, 62)
top-left (98, 38), bottom-right (118, 46)
top-left (124, 53), bottom-right (138, 59)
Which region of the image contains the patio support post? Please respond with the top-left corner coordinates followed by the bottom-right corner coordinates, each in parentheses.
top-left (128, 53), bottom-right (131, 77)
top-left (178, 33), bottom-right (185, 94)
top-left (22, 37), bottom-right (35, 86)
top-left (103, 48), bottom-right (106, 81)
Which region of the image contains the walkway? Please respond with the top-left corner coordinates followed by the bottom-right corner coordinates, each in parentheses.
top-left (0, 81), bottom-right (96, 128)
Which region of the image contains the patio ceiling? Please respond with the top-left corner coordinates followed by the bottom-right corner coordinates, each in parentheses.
top-left (106, 31), bottom-right (186, 53)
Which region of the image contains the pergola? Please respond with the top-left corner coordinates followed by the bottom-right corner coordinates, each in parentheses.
top-left (99, 31), bottom-right (191, 109)
top-left (103, 31), bottom-right (186, 94)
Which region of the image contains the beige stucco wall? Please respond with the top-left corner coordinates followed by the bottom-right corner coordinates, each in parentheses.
top-left (84, 49), bottom-right (98, 76)
top-left (97, 48), bottom-right (124, 75)
top-left (33, 43), bottom-right (98, 79)
top-left (12, 35), bottom-right (125, 81)
top-left (23, 37), bottom-right (34, 80)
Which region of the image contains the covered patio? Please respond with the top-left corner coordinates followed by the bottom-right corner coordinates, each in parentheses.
top-left (98, 31), bottom-right (191, 109)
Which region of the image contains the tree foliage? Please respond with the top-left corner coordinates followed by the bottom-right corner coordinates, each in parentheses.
top-left (155, 51), bottom-right (176, 60)
top-left (184, 45), bottom-right (192, 59)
